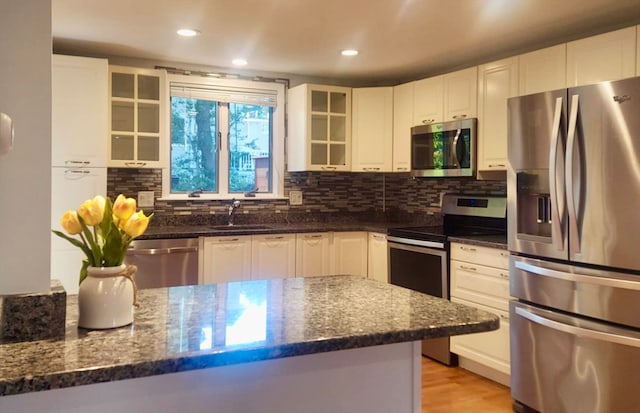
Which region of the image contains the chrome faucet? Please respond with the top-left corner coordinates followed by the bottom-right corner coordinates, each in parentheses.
top-left (227, 198), bottom-right (241, 225)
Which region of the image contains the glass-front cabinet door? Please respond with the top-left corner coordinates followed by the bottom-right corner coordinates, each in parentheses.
top-left (309, 88), bottom-right (349, 170)
top-left (287, 83), bottom-right (351, 172)
top-left (109, 66), bottom-right (166, 168)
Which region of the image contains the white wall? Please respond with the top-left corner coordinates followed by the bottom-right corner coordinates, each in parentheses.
top-left (0, 1), bottom-right (52, 294)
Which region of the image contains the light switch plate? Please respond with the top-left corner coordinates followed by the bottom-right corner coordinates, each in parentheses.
top-left (137, 191), bottom-right (155, 208)
top-left (289, 190), bottom-right (303, 205)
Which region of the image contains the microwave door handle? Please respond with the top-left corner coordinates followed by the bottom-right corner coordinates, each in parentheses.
top-left (453, 129), bottom-right (462, 168)
top-left (548, 96), bottom-right (565, 250)
top-left (566, 94), bottom-right (580, 254)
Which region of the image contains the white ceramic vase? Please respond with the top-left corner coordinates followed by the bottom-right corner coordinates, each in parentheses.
top-left (77, 264), bottom-right (134, 329)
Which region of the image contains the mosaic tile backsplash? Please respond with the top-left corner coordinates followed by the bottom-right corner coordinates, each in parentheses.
top-left (107, 168), bottom-right (506, 226)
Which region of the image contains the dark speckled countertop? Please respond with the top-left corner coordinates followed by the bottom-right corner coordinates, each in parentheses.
top-left (0, 276), bottom-right (498, 396)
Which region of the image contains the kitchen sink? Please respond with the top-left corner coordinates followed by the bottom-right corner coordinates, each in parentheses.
top-left (209, 224), bottom-right (272, 231)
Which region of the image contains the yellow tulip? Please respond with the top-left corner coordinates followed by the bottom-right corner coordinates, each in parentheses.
top-left (78, 195), bottom-right (106, 226)
top-left (121, 210), bottom-right (151, 238)
top-left (60, 210), bottom-right (82, 235)
top-left (113, 194), bottom-right (136, 222)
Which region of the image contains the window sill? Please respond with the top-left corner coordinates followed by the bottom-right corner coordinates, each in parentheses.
top-left (158, 194), bottom-right (289, 202)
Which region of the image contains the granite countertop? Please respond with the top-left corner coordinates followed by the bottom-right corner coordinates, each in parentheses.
top-left (139, 221), bottom-right (404, 240)
top-left (141, 221), bottom-right (508, 248)
top-left (0, 276), bottom-right (499, 397)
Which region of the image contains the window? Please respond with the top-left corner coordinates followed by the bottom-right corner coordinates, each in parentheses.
top-left (162, 74), bottom-right (285, 199)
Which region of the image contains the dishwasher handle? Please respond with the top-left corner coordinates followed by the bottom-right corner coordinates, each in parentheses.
top-left (127, 246), bottom-right (198, 255)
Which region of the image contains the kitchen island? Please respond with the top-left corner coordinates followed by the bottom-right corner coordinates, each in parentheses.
top-left (0, 276), bottom-right (498, 413)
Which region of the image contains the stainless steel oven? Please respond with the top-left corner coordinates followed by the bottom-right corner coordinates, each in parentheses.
top-left (387, 236), bottom-right (452, 364)
top-left (388, 194), bottom-right (507, 366)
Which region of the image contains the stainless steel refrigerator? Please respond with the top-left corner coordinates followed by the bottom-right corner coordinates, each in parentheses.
top-left (507, 76), bottom-right (640, 413)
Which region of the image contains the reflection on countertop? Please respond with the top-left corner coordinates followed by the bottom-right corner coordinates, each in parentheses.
top-left (0, 276), bottom-right (498, 396)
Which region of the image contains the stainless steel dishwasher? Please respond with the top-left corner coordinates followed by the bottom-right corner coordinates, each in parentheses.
top-left (126, 238), bottom-right (199, 289)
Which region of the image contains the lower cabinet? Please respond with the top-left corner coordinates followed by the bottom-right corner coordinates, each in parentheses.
top-left (251, 234), bottom-right (296, 280)
top-left (367, 232), bottom-right (388, 283)
top-left (331, 231), bottom-right (368, 277)
top-left (200, 236), bottom-right (252, 284)
top-left (201, 231), bottom-right (372, 283)
top-left (449, 242), bottom-right (511, 386)
top-left (295, 233), bottom-right (332, 277)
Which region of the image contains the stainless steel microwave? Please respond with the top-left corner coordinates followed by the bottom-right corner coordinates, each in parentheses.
top-left (410, 118), bottom-right (477, 178)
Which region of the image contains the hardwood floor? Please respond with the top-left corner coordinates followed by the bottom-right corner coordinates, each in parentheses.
top-left (422, 357), bottom-right (514, 413)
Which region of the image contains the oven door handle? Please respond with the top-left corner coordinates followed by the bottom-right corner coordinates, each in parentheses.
top-left (387, 237), bottom-right (445, 250)
top-left (515, 304), bottom-right (640, 348)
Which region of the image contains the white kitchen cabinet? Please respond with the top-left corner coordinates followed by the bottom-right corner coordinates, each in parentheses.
top-left (200, 236), bottom-right (252, 284)
top-left (367, 232), bottom-right (388, 283)
top-left (295, 232), bottom-right (332, 277)
top-left (332, 232), bottom-right (368, 277)
top-left (351, 87), bottom-right (393, 172)
top-left (449, 242), bottom-right (510, 386)
top-left (413, 75), bottom-right (444, 126)
top-left (251, 234), bottom-right (296, 280)
top-left (566, 26), bottom-right (637, 87)
top-left (477, 57), bottom-right (519, 172)
top-left (52, 54), bottom-right (108, 167)
top-left (109, 65), bottom-right (167, 168)
top-left (443, 66), bottom-right (478, 121)
top-left (287, 84), bottom-right (352, 172)
top-left (392, 82), bottom-right (414, 172)
top-left (518, 44), bottom-right (567, 95)
top-left (51, 167), bottom-right (107, 294)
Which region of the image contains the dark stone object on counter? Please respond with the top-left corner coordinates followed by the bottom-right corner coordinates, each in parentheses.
top-left (0, 280), bottom-right (66, 343)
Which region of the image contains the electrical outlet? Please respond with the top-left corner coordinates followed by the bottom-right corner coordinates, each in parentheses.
top-left (137, 191), bottom-right (155, 208)
top-left (289, 190), bottom-right (303, 206)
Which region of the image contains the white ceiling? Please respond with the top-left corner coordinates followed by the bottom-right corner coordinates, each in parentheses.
top-left (52, 0), bottom-right (640, 84)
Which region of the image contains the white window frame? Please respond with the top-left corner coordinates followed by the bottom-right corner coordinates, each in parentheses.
top-left (161, 74), bottom-right (286, 200)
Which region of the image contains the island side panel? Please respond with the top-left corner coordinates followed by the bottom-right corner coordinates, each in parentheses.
top-left (0, 341), bottom-right (422, 413)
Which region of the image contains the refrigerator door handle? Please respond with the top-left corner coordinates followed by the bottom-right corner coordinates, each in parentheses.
top-left (566, 94), bottom-right (580, 253)
top-left (514, 259), bottom-right (640, 291)
top-left (548, 96), bottom-right (564, 250)
top-left (515, 305), bottom-right (640, 348)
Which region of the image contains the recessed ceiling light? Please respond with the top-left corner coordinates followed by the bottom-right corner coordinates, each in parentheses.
top-left (232, 58), bottom-right (248, 66)
top-left (177, 28), bottom-right (201, 37)
top-left (341, 49), bottom-right (359, 56)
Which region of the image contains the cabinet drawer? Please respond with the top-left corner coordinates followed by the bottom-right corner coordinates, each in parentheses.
top-left (450, 259), bottom-right (510, 311)
top-left (450, 297), bottom-right (510, 375)
top-left (450, 242), bottom-right (509, 269)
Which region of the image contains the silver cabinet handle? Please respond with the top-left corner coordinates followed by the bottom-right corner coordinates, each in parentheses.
top-left (515, 305), bottom-right (640, 348)
top-left (64, 169), bottom-right (91, 175)
top-left (363, 167), bottom-right (381, 171)
top-left (372, 234), bottom-right (386, 240)
top-left (452, 114), bottom-right (468, 119)
top-left (65, 160), bottom-right (91, 166)
top-left (421, 119), bottom-right (435, 124)
top-left (304, 234), bottom-right (324, 239)
top-left (219, 238), bottom-right (240, 242)
top-left (488, 164), bottom-right (506, 168)
top-left (459, 265), bottom-right (477, 271)
top-left (264, 236), bottom-right (285, 240)
top-left (321, 166), bottom-right (337, 170)
top-left (125, 161), bottom-right (147, 167)
top-left (459, 246), bottom-right (476, 252)
top-left (395, 167), bottom-right (409, 171)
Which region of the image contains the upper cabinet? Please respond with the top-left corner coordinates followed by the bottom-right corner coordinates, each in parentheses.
top-left (444, 66), bottom-right (478, 121)
top-left (52, 54), bottom-right (108, 167)
top-left (413, 75), bottom-right (444, 125)
top-left (518, 44), bottom-right (567, 95)
top-left (392, 81), bottom-right (414, 172)
top-left (288, 84), bottom-right (352, 172)
top-left (477, 57), bottom-right (519, 172)
top-left (108, 65), bottom-right (167, 168)
top-left (566, 26), bottom-right (637, 87)
top-left (351, 87), bottom-right (393, 172)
